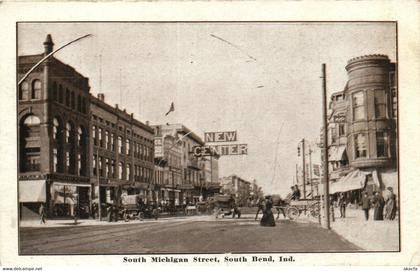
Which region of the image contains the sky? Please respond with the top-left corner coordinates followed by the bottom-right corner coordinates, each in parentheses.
top-left (17, 22), bottom-right (396, 197)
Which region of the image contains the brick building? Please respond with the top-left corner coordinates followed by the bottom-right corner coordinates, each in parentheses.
top-left (18, 35), bottom-right (91, 217)
top-left (219, 175), bottom-right (251, 207)
top-left (90, 94), bottom-right (155, 211)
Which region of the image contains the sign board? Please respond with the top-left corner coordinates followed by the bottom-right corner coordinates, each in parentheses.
top-left (193, 144), bottom-right (247, 157)
top-left (204, 131), bottom-right (237, 143)
top-left (154, 137), bottom-right (163, 157)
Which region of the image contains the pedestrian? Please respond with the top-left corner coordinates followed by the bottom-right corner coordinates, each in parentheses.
top-left (260, 196), bottom-right (275, 227)
top-left (293, 185), bottom-right (301, 200)
top-left (372, 191), bottom-right (385, 221)
top-left (361, 192), bottom-right (371, 221)
top-left (338, 193), bottom-right (346, 218)
top-left (39, 203), bottom-right (46, 224)
top-left (384, 187), bottom-right (397, 220)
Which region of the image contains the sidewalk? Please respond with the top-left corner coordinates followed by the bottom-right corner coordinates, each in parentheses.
top-left (312, 207), bottom-right (399, 251)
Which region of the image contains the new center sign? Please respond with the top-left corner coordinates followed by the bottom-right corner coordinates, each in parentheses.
top-left (194, 131), bottom-right (247, 157)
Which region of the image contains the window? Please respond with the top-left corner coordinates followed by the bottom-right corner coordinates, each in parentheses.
top-left (376, 132), bottom-right (389, 157)
top-left (65, 88), bottom-right (70, 106)
top-left (126, 164), bottom-right (130, 180)
top-left (105, 158), bottom-right (109, 178)
top-left (374, 90), bottom-right (387, 119)
top-left (352, 91), bottom-right (365, 120)
top-left (19, 81), bottom-right (29, 100)
top-left (92, 126), bottom-right (97, 145)
top-left (32, 80), bottom-right (41, 99)
top-left (65, 123), bottom-right (72, 144)
top-left (338, 124), bottom-right (345, 137)
top-left (355, 133), bottom-right (367, 158)
top-left (65, 151), bottom-right (70, 169)
top-left (77, 127), bottom-right (82, 146)
top-left (98, 156), bottom-right (103, 176)
top-left (93, 155), bottom-right (97, 176)
top-left (53, 148), bottom-right (58, 172)
top-left (118, 136), bottom-right (123, 154)
top-left (98, 128), bottom-right (103, 147)
top-left (126, 139), bottom-right (130, 155)
top-left (53, 118), bottom-right (60, 140)
top-left (77, 153), bottom-right (81, 176)
top-left (111, 159), bottom-right (115, 178)
top-left (111, 133), bottom-right (115, 151)
top-left (119, 162), bottom-right (124, 180)
top-left (105, 131), bottom-right (109, 149)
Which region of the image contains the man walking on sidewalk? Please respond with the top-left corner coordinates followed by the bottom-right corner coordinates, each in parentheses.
top-left (338, 193), bottom-right (346, 218)
top-left (39, 203), bottom-right (46, 224)
top-left (362, 192), bottom-right (371, 221)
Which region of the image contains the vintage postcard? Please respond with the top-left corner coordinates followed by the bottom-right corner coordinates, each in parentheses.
top-left (0, 1), bottom-right (419, 270)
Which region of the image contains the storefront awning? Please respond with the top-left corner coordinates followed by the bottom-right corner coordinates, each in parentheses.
top-left (329, 146), bottom-right (346, 161)
top-left (330, 169), bottom-right (368, 194)
top-left (19, 180), bottom-right (46, 202)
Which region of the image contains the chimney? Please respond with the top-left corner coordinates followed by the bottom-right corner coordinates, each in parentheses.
top-left (97, 93), bottom-right (105, 102)
top-left (115, 104), bottom-right (119, 109)
top-left (43, 34), bottom-right (54, 55)
top-left (146, 121), bottom-right (150, 126)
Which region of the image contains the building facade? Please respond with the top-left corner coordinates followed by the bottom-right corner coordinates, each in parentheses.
top-left (90, 94), bottom-right (155, 211)
top-left (219, 175), bottom-right (251, 207)
top-left (326, 54), bottom-right (398, 202)
top-left (18, 35), bottom-right (91, 217)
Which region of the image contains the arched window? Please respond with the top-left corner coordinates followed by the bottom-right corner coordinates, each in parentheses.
top-left (92, 125), bottom-right (97, 145)
top-left (32, 80), bottom-right (41, 100)
top-left (20, 115), bottom-right (41, 172)
top-left (52, 82), bottom-right (58, 101)
top-left (65, 88), bottom-right (70, 107)
top-left (58, 85), bottom-right (64, 103)
top-left (118, 136), bottom-right (123, 154)
top-left (19, 81), bottom-right (29, 101)
top-left (71, 91), bottom-right (75, 109)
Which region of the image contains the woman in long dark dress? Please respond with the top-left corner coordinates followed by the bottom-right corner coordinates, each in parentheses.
top-left (260, 196), bottom-right (276, 227)
top-left (373, 192), bottom-right (385, 220)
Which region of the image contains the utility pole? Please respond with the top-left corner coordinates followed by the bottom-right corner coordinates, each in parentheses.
top-left (322, 63), bottom-right (331, 229)
top-left (97, 148), bottom-right (102, 221)
top-left (301, 138), bottom-right (306, 199)
top-left (309, 147), bottom-right (313, 199)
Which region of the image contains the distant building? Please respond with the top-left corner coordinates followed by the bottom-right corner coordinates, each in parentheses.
top-left (219, 175), bottom-right (251, 207)
top-left (153, 124), bottom-right (210, 204)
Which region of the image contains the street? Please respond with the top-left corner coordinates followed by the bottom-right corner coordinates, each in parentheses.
top-left (19, 215), bottom-right (360, 254)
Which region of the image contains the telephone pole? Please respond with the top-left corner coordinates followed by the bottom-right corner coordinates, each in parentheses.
top-left (301, 138), bottom-right (306, 199)
top-left (322, 63), bottom-right (331, 229)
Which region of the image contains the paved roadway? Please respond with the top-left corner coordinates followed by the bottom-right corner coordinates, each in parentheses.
top-left (19, 215), bottom-right (361, 254)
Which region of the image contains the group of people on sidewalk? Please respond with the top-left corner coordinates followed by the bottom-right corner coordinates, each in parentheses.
top-left (361, 187), bottom-right (397, 221)
top-left (331, 187), bottom-right (397, 222)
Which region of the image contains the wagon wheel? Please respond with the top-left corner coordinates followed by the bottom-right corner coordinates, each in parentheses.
top-left (287, 207), bottom-right (300, 220)
top-left (309, 203), bottom-right (320, 218)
